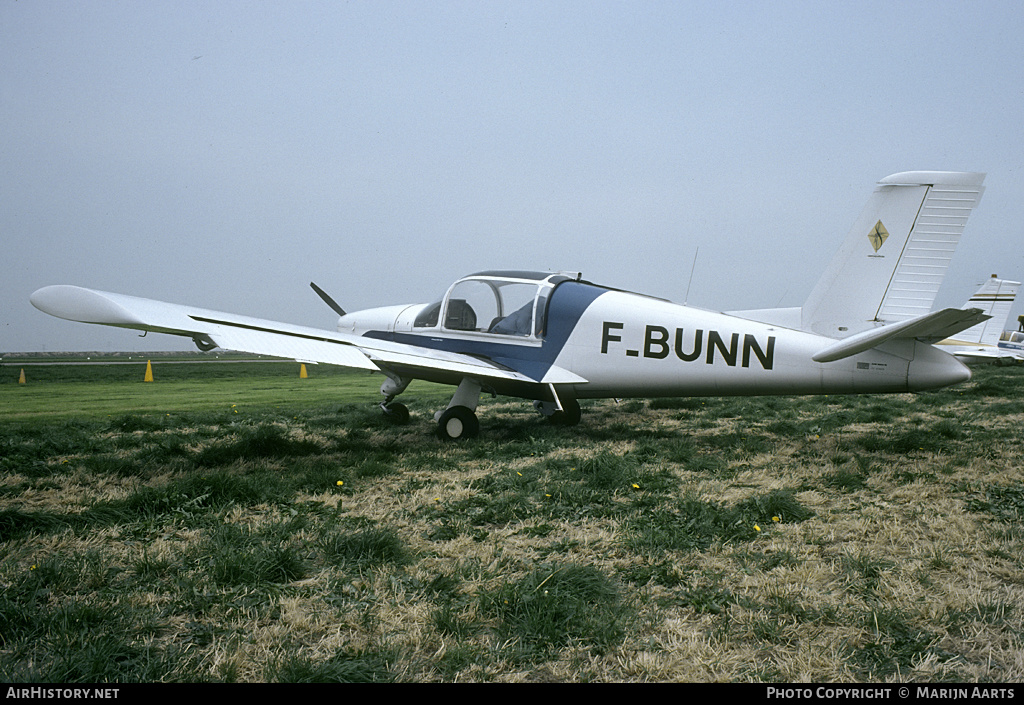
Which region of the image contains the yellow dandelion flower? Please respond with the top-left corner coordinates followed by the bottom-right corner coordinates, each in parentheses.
top-left (754, 525), bottom-right (761, 532)
top-left (632, 483), bottom-right (640, 489)
top-left (772, 516), bottom-right (780, 522)
top-left (336, 480), bottom-right (343, 486)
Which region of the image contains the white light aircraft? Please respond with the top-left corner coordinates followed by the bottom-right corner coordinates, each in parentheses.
top-left (997, 327), bottom-right (1024, 358)
top-left (934, 275), bottom-right (1023, 364)
top-left (32, 171), bottom-right (989, 440)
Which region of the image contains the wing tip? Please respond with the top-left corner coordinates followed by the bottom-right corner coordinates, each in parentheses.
top-left (30, 285), bottom-right (141, 326)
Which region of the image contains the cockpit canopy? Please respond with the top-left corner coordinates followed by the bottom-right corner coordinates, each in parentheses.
top-left (413, 271), bottom-right (579, 340)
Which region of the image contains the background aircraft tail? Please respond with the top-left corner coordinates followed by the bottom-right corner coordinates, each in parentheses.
top-left (800, 171), bottom-right (986, 338)
top-left (948, 275), bottom-right (1020, 346)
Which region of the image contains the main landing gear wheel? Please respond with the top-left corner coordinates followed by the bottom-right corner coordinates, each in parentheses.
top-left (437, 405), bottom-right (479, 441)
top-left (381, 401), bottom-right (410, 425)
top-left (550, 398), bottom-right (582, 427)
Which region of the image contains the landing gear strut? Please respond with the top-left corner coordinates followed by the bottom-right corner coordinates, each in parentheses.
top-left (379, 374), bottom-right (411, 424)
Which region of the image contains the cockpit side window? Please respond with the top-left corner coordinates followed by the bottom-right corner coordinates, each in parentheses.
top-left (440, 277), bottom-right (548, 338)
top-left (413, 301), bottom-right (441, 328)
top-left (488, 301), bottom-right (533, 335)
top-left (444, 299), bottom-right (477, 331)
top-left (443, 280), bottom-right (497, 333)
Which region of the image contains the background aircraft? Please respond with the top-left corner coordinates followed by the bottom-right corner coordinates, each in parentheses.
top-left (998, 328), bottom-right (1024, 359)
top-left (32, 171), bottom-right (989, 440)
top-left (935, 275), bottom-right (1023, 364)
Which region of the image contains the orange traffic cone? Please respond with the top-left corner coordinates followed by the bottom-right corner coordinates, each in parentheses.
top-left (144, 360), bottom-right (154, 382)
top-left (300, 363), bottom-right (308, 379)
top-left (19, 368), bottom-right (26, 384)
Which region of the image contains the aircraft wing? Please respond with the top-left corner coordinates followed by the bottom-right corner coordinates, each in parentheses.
top-left (29, 285), bottom-right (550, 385)
top-left (953, 350), bottom-right (1023, 363)
top-left (812, 307), bottom-right (990, 363)
top-left (942, 346), bottom-right (1024, 365)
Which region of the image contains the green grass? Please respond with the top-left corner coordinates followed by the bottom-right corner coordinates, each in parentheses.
top-left (1, 361), bottom-right (1024, 681)
top-left (1, 359), bottom-right (451, 419)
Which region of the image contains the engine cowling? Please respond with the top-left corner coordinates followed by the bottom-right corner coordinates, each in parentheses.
top-left (336, 304), bottom-right (431, 335)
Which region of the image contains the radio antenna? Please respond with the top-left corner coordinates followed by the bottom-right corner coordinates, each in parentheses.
top-left (684, 248), bottom-right (699, 305)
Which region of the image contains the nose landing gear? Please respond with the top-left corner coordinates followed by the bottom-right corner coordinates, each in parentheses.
top-left (533, 397), bottom-right (582, 426)
top-left (379, 374), bottom-right (412, 424)
top-left (381, 401), bottom-right (410, 424)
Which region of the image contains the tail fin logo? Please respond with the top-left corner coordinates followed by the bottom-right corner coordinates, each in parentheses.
top-left (868, 220), bottom-right (889, 252)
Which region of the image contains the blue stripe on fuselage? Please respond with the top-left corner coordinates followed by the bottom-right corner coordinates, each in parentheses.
top-left (363, 281), bottom-right (607, 381)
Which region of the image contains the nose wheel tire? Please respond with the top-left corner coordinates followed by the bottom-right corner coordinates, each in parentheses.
top-left (549, 398), bottom-right (582, 427)
top-left (381, 401), bottom-right (410, 424)
top-left (437, 406), bottom-right (479, 441)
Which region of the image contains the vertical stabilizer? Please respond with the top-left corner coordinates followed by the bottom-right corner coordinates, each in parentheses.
top-left (801, 171), bottom-right (985, 338)
top-left (953, 275), bottom-right (1020, 346)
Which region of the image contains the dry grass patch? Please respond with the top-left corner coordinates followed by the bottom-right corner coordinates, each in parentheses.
top-left (3, 365), bottom-right (1024, 681)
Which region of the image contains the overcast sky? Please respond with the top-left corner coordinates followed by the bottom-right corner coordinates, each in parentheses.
top-left (4, 1), bottom-right (1024, 352)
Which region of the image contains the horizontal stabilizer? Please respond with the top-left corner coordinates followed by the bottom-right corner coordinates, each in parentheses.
top-left (812, 307), bottom-right (989, 363)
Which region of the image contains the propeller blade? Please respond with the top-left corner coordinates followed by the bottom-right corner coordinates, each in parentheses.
top-left (310, 282), bottom-right (346, 317)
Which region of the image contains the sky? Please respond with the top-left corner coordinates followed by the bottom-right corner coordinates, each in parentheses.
top-left (3, 0), bottom-right (1024, 353)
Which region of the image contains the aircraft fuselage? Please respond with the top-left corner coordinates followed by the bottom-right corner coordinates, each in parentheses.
top-left (341, 278), bottom-right (971, 402)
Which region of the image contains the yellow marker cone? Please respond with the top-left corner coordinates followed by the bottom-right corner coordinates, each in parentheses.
top-left (300, 363), bottom-right (308, 379)
top-left (19, 368), bottom-right (26, 384)
top-left (144, 360), bottom-right (154, 382)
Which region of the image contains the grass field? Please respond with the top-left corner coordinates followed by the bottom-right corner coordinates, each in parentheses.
top-left (2, 359), bottom-right (1023, 682)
